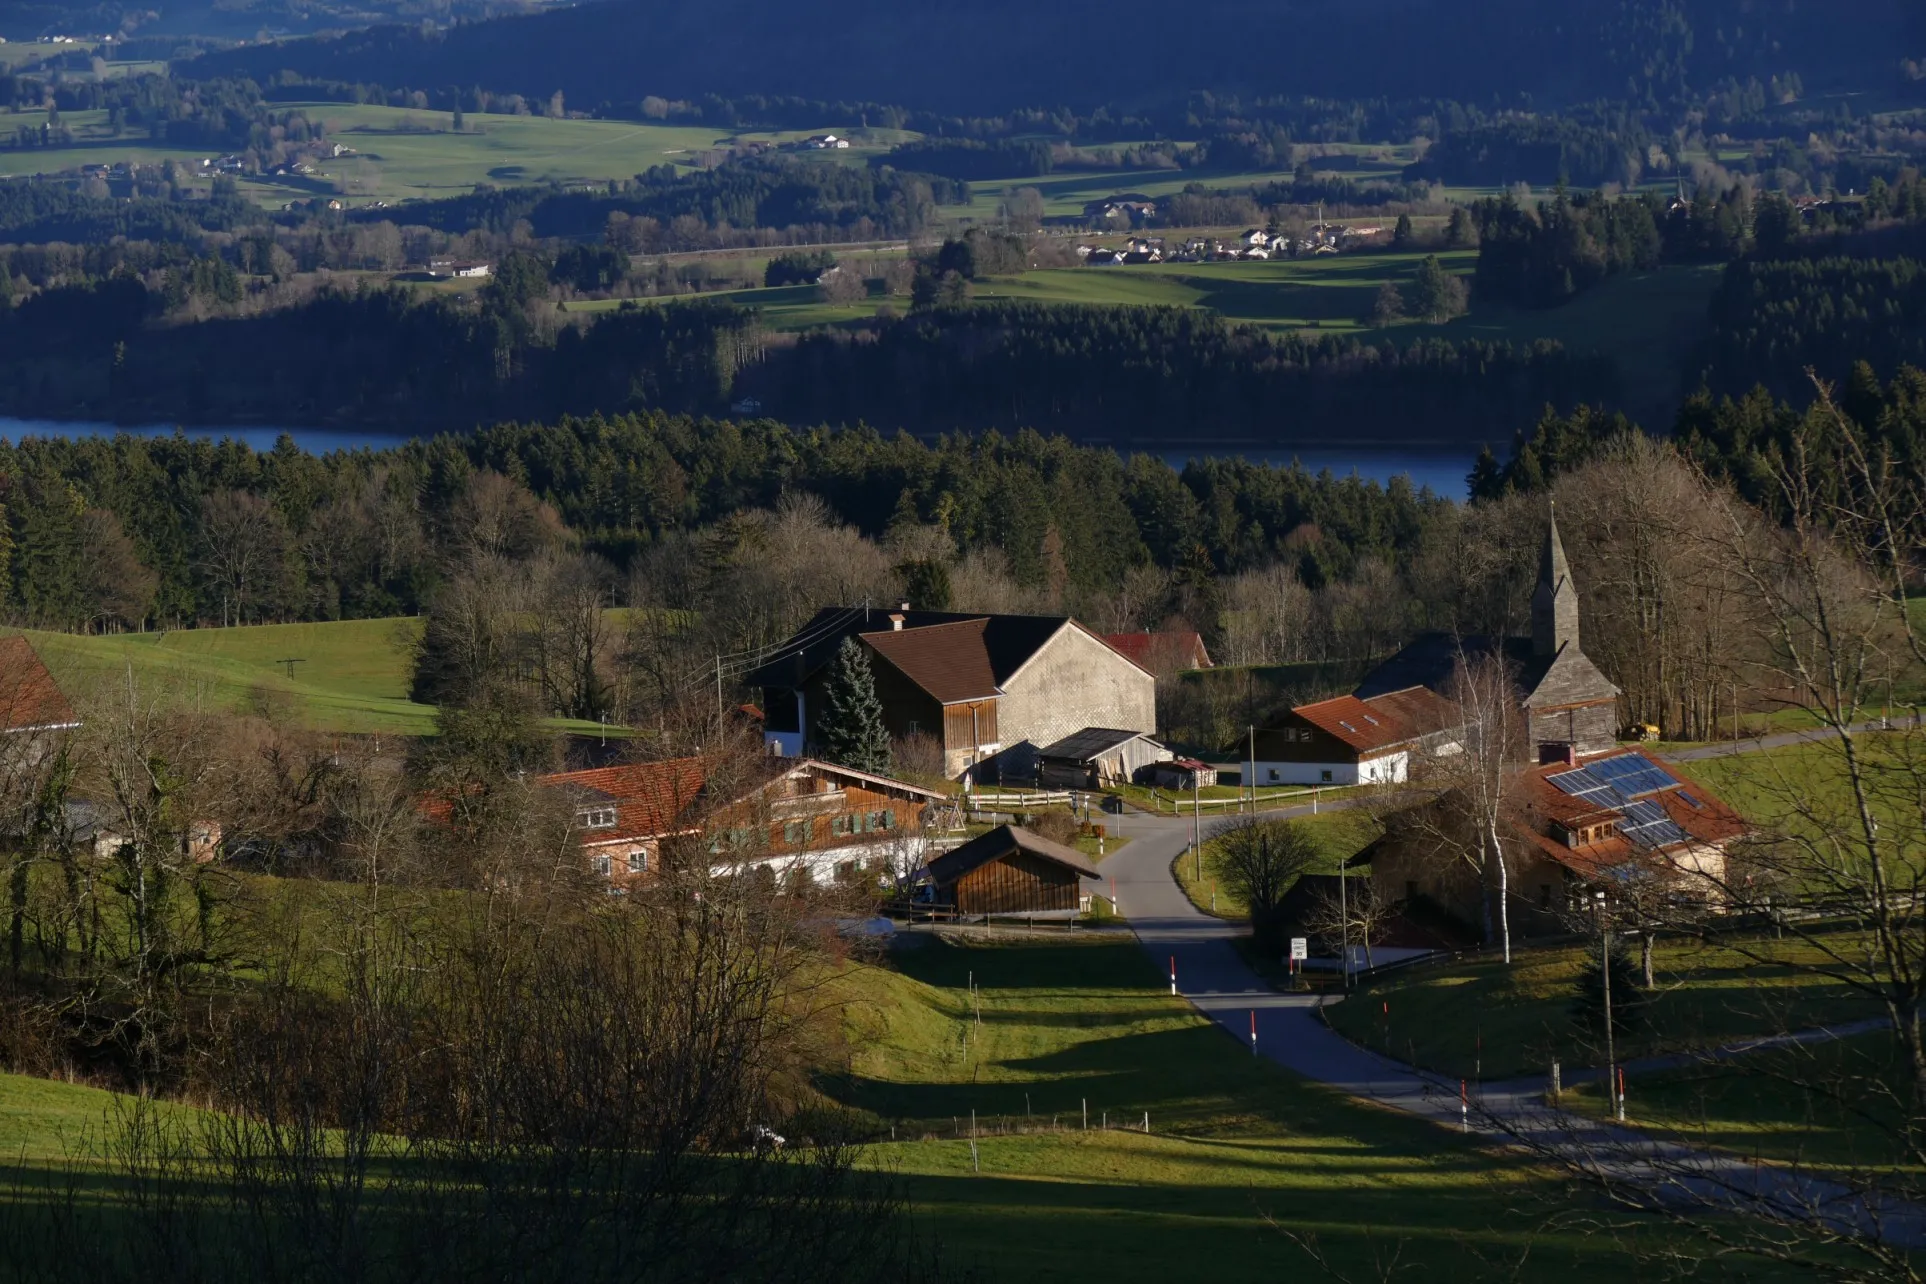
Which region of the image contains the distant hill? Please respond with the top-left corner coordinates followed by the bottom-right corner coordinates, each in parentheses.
top-left (192, 0), bottom-right (1920, 117)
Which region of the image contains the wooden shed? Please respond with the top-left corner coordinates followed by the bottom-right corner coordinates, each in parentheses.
top-left (1036, 727), bottom-right (1169, 789)
top-left (923, 825), bottom-right (1101, 917)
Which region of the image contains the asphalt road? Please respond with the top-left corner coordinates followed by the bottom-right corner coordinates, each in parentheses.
top-left (1091, 809), bottom-right (1926, 1248)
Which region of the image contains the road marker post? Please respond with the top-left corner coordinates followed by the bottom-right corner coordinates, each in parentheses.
top-left (1169, 955), bottom-right (1176, 995)
top-left (1249, 1010), bottom-right (1257, 1057)
top-left (1617, 1067), bottom-right (1627, 1122)
top-left (1460, 1079), bottom-right (1468, 1133)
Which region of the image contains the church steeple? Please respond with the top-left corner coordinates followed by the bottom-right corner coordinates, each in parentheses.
top-left (1531, 501), bottom-right (1580, 658)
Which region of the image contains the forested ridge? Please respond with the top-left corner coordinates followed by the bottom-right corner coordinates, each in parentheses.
top-left (191, 0), bottom-right (1918, 116)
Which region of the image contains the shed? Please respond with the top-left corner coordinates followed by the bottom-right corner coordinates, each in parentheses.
top-left (923, 825), bottom-right (1100, 917)
top-left (1036, 727), bottom-right (1169, 788)
top-left (1145, 757), bottom-right (1217, 790)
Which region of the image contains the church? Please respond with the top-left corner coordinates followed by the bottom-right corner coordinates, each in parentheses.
top-left (1352, 502), bottom-right (1621, 756)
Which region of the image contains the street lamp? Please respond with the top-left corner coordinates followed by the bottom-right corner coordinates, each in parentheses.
top-left (1596, 889), bottom-right (1621, 1122)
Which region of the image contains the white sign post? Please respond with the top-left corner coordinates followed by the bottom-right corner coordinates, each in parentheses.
top-left (1289, 937), bottom-right (1307, 981)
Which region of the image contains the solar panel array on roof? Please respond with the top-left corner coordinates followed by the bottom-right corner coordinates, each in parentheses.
top-left (1548, 756), bottom-right (1691, 850)
top-left (1587, 755), bottom-right (1680, 797)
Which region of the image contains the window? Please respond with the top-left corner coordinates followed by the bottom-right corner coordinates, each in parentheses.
top-left (577, 807), bottom-right (618, 830)
top-left (591, 853), bottom-right (612, 877)
top-left (784, 820), bottom-right (809, 845)
top-left (628, 848), bottom-right (648, 874)
top-left (868, 810), bottom-right (894, 831)
top-left (832, 814), bottom-right (851, 837)
top-left (1320, 769), bottom-right (1333, 783)
top-left (1267, 768), bottom-right (1280, 783)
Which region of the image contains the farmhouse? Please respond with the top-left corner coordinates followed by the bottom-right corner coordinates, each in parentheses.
top-left (428, 259), bottom-right (494, 279)
top-left (750, 606), bottom-right (1155, 781)
top-left (1035, 727), bottom-right (1170, 789)
top-left (1145, 757), bottom-right (1217, 789)
top-left (1366, 747), bottom-right (1746, 937)
top-left (537, 755), bottom-right (944, 887)
top-left (1354, 503), bottom-right (1620, 755)
top-left (1248, 685), bottom-right (1460, 787)
top-left (922, 824), bottom-right (1100, 917)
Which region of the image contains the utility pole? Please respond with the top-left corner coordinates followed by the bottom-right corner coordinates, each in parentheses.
top-left (1597, 890), bottom-right (1620, 1121)
top-left (1339, 843), bottom-right (1349, 989)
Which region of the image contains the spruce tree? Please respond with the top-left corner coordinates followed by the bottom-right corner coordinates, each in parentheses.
top-left (818, 638), bottom-right (892, 774)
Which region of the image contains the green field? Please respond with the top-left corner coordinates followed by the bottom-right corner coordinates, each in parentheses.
top-left (1322, 934), bottom-right (1885, 1081)
top-left (17, 619), bottom-right (437, 734)
top-left (814, 936), bottom-right (1779, 1280)
top-left (1170, 810), bottom-right (1384, 921)
top-left (0, 102), bottom-right (910, 207)
top-left (1564, 1030), bottom-right (1918, 1175)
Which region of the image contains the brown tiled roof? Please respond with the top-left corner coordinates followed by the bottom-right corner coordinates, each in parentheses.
top-left (859, 618), bottom-right (1000, 705)
top-left (925, 824), bottom-right (1100, 887)
top-left (1291, 686), bottom-right (1456, 754)
top-left (1104, 631), bottom-right (1211, 670)
top-left (0, 636), bottom-right (78, 734)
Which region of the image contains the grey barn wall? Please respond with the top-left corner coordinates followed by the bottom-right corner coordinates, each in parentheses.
top-left (999, 626), bottom-right (1156, 755)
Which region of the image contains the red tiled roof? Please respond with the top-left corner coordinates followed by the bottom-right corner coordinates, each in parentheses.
top-left (1291, 686), bottom-right (1456, 754)
top-left (859, 618), bottom-right (1000, 705)
top-left (0, 637), bottom-right (77, 734)
top-left (1104, 631), bottom-right (1211, 670)
top-left (540, 757), bottom-right (716, 843)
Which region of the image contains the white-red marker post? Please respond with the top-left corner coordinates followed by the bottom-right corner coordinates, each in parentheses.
top-left (1249, 1010), bottom-right (1257, 1057)
top-left (1460, 1079), bottom-right (1469, 1133)
top-left (1169, 956), bottom-right (1177, 996)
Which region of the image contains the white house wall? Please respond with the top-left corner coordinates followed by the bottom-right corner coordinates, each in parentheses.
top-left (1251, 750), bottom-right (1409, 787)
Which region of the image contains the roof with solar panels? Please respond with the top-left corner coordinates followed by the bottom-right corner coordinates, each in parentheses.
top-left (1516, 748), bottom-right (1748, 878)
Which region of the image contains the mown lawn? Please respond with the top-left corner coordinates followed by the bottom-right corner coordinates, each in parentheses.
top-left (814, 936), bottom-right (1792, 1282)
top-left (1169, 810), bottom-right (1383, 920)
top-left (1322, 933), bottom-right (1886, 1081)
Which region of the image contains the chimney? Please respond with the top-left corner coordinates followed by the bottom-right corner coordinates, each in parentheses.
top-left (1538, 742), bottom-right (1577, 767)
top-left (898, 600), bottom-right (911, 611)
top-left (888, 613), bottom-right (905, 631)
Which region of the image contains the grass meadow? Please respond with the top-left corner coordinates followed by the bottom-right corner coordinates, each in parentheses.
top-left (815, 935), bottom-right (1787, 1280)
top-left (0, 933), bottom-right (1784, 1282)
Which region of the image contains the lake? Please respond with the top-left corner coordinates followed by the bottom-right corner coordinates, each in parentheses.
top-left (0, 418), bottom-right (1480, 498)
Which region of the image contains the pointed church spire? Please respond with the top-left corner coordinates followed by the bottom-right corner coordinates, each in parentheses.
top-left (1532, 500), bottom-right (1580, 658)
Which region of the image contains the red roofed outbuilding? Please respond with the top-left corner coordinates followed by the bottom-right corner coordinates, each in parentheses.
top-left (1246, 685), bottom-right (1461, 787)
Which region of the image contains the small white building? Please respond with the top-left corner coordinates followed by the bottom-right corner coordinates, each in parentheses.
top-left (1245, 687), bottom-right (1461, 787)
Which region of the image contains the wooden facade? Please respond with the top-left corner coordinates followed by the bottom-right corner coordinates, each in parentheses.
top-left (953, 850), bottom-right (1083, 915)
top-left (924, 825), bottom-right (1100, 918)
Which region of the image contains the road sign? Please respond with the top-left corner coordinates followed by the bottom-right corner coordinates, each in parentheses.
top-left (1289, 937), bottom-right (1308, 961)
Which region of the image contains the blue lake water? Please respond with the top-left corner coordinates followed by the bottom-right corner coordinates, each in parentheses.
top-left (0, 418), bottom-right (1478, 498)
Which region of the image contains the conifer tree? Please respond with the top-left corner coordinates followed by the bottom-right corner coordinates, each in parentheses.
top-left (818, 638), bottom-right (892, 774)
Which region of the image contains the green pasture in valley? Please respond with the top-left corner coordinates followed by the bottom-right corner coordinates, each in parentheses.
top-left (820, 935), bottom-right (1787, 1281)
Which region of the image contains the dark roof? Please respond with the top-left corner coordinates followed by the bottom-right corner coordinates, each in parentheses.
top-left (924, 824), bottom-right (1101, 887)
top-left (746, 607), bottom-right (1079, 691)
top-left (1037, 726), bottom-right (1157, 762)
top-left (1289, 687), bottom-right (1456, 754)
top-left (0, 637), bottom-right (77, 734)
top-left (1354, 632), bottom-right (1616, 708)
top-left (859, 618), bottom-right (1000, 704)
